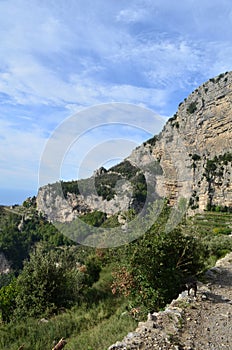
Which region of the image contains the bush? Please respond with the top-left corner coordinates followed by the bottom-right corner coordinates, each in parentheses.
top-left (187, 101), bottom-right (197, 114)
top-left (80, 211), bottom-right (107, 227)
top-left (111, 207), bottom-right (206, 315)
top-left (13, 244), bottom-right (98, 320)
top-left (0, 280), bottom-right (17, 323)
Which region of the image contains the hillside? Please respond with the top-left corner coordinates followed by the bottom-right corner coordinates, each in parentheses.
top-left (1, 208), bottom-right (231, 349)
top-left (109, 252), bottom-right (232, 350)
top-left (37, 71), bottom-right (232, 231)
top-left (0, 71), bottom-right (232, 349)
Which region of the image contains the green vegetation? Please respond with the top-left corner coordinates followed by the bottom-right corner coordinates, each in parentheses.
top-left (80, 210), bottom-right (107, 227)
top-left (143, 135), bottom-right (158, 146)
top-left (191, 154), bottom-right (201, 162)
top-left (187, 101), bottom-right (197, 114)
top-left (0, 203), bottom-right (231, 349)
top-left (0, 292), bottom-right (136, 350)
top-left (216, 73), bottom-right (226, 83)
top-left (95, 172), bottom-right (121, 200)
top-left (60, 160), bottom-right (148, 207)
top-left (190, 211), bottom-right (232, 266)
top-left (110, 160), bottom-right (138, 179)
top-left (202, 152), bottom-right (232, 210)
top-left (61, 180), bottom-right (80, 197)
top-left (168, 113), bottom-right (178, 123)
top-left (0, 208), bottom-right (72, 271)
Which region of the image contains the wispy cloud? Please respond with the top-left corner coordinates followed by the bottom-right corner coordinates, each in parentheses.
top-left (0, 119), bottom-right (46, 189)
top-left (1, 0), bottom-right (232, 203)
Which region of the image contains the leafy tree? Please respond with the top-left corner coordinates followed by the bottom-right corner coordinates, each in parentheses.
top-left (0, 280), bottom-right (17, 322)
top-left (14, 244), bottom-right (95, 319)
top-left (111, 206), bottom-right (206, 315)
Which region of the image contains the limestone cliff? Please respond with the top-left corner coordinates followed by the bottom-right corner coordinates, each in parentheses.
top-left (128, 71), bottom-right (232, 211)
top-left (37, 72), bottom-right (232, 221)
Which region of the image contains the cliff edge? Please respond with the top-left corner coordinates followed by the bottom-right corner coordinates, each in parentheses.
top-left (37, 71), bottom-right (232, 222)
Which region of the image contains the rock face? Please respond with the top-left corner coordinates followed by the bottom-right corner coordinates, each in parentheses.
top-left (0, 253), bottom-right (10, 274)
top-left (37, 72), bottom-right (232, 221)
top-left (37, 179), bottom-right (134, 223)
top-left (128, 71), bottom-right (232, 211)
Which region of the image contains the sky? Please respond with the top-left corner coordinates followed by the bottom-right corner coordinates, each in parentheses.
top-left (1, 0), bottom-right (232, 205)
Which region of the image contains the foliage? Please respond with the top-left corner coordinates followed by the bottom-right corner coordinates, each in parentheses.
top-left (0, 298), bottom-right (136, 350)
top-left (111, 206), bottom-right (206, 315)
top-left (0, 272), bottom-right (15, 289)
top-left (131, 173), bottom-right (147, 203)
top-left (109, 160), bottom-right (138, 179)
top-left (143, 135), bottom-right (158, 146)
top-left (22, 196), bottom-right (36, 208)
top-left (202, 153), bottom-right (232, 210)
top-left (95, 172), bottom-right (121, 200)
top-left (111, 266), bottom-right (135, 297)
top-left (60, 159), bottom-right (148, 204)
top-left (61, 179), bottom-right (80, 197)
top-left (0, 209), bottom-right (73, 271)
top-left (203, 235), bottom-right (232, 260)
top-left (0, 205), bottom-right (231, 348)
top-left (0, 280), bottom-right (17, 323)
top-left (187, 101), bottom-right (197, 114)
top-left (0, 212), bottom-right (30, 271)
top-left (212, 227), bottom-right (231, 235)
top-left (13, 244), bottom-right (100, 320)
top-left (80, 211), bottom-right (107, 227)
top-left (101, 214), bottom-right (120, 228)
top-left (191, 154), bottom-right (201, 161)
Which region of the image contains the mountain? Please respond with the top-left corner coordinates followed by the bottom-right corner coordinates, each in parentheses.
top-left (37, 71), bottom-right (232, 224)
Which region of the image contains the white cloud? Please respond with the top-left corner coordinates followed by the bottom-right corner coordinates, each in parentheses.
top-left (38, 103), bottom-right (166, 186)
top-left (116, 8), bottom-right (148, 23)
top-left (0, 0), bottom-right (232, 112)
top-left (1, 0), bottom-right (232, 203)
top-left (0, 119), bottom-right (47, 189)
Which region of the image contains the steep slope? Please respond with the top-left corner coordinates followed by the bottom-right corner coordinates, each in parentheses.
top-left (128, 71), bottom-right (232, 211)
top-left (37, 72), bottom-right (232, 222)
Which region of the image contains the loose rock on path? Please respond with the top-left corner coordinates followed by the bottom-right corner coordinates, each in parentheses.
top-left (109, 253), bottom-right (232, 350)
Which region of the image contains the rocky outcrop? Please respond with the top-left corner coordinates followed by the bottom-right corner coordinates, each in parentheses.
top-left (37, 179), bottom-right (133, 223)
top-left (128, 72), bottom-right (232, 211)
top-left (0, 253), bottom-right (10, 274)
top-left (37, 72), bottom-right (232, 221)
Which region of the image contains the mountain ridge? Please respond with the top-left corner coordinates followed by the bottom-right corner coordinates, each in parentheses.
top-left (37, 71), bottom-right (232, 223)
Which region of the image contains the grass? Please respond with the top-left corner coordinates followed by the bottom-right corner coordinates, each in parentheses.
top-left (1, 211), bottom-right (231, 349)
top-left (0, 265), bottom-right (136, 350)
top-left (189, 211), bottom-right (232, 270)
top-left (67, 310), bottom-right (136, 350)
top-left (0, 301), bottom-right (136, 350)
top-left (190, 211), bottom-right (232, 236)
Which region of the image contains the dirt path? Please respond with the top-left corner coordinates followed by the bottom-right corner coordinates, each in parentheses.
top-left (109, 253), bottom-right (232, 350)
top-left (179, 253), bottom-right (232, 349)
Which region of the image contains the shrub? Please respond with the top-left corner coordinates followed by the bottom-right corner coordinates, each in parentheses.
top-left (112, 207), bottom-right (206, 315)
top-left (13, 244), bottom-right (98, 320)
top-left (187, 101), bottom-right (197, 114)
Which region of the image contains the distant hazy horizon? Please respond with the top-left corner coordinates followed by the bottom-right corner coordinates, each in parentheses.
top-left (0, 188), bottom-right (36, 206)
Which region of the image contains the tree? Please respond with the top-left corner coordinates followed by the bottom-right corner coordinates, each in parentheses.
top-left (111, 206), bottom-right (206, 315)
top-left (14, 244), bottom-right (88, 319)
top-left (0, 280), bottom-right (17, 322)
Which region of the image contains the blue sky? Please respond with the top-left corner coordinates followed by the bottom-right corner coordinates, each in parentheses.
top-left (1, 0), bottom-right (232, 205)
